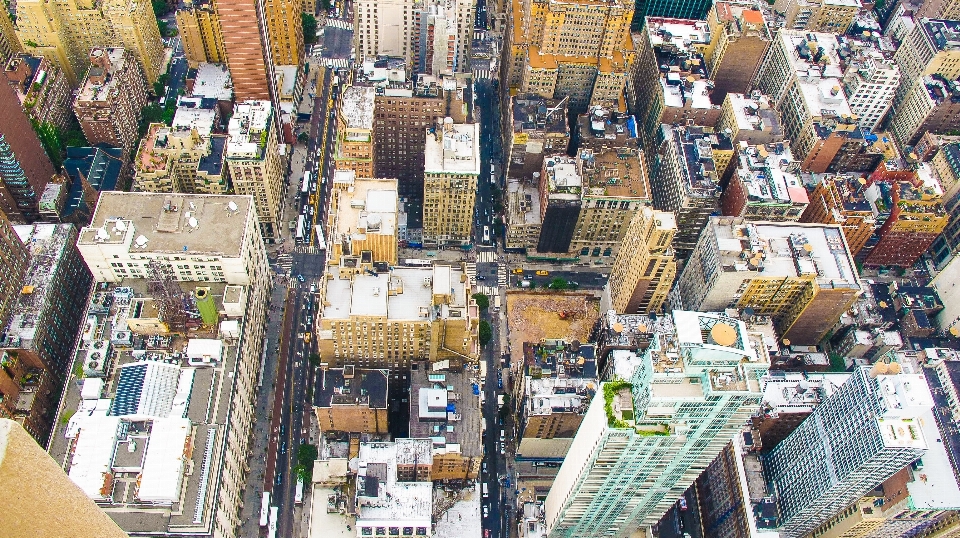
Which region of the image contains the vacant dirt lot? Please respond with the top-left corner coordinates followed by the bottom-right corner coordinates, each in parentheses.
top-left (505, 291), bottom-right (599, 364)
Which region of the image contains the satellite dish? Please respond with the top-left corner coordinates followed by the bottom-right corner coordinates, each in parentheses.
top-left (227, 201), bottom-right (238, 212)
top-left (189, 217), bottom-right (199, 228)
top-left (135, 235), bottom-right (149, 247)
top-left (115, 220), bottom-right (127, 231)
top-left (96, 228), bottom-right (109, 240)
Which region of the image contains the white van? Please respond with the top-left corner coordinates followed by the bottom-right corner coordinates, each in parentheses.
top-left (483, 226), bottom-right (490, 243)
top-left (482, 483), bottom-right (489, 498)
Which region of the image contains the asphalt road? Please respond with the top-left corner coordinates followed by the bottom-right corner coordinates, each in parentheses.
top-left (481, 293), bottom-right (508, 538)
top-left (165, 37), bottom-right (186, 102)
top-left (509, 270), bottom-right (609, 290)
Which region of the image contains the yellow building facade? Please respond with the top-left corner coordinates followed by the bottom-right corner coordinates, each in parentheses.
top-left (608, 208), bottom-right (677, 314)
top-left (176, 0), bottom-right (226, 68)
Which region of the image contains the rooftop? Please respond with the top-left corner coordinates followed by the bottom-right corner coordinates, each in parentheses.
top-left (189, 63), bottom-right (232, 101)
top-left (726, 93), bottom-right (783, 138)
top-left (507, 178), bottom-right (542, 226)
top-left (577, 147), bottom-right (649, 200)
top-left (76, 48), bottom-right (130, 103)
top-left (340, 86), bottom-right (376, 130)
top-left (781, 30), bottom-right (844, 79)
top-left (733, 143), bottom-right (808, 206)
top-left (424, 122), bottom-right (480, 175)
top-left (321, 264), bottom-right (471, 321)
top-left (226, 100), bottom-right (272, 159)
top-left (670, 125), bottom-right (732, 198)
top-left (356, 440), bottom-right (433, 525)
top-left (758, 371), bottom-right (850, 414)
top-left (79, 192), bottom-right (253, 257)
top-left (51, 279), bottom-right (255, 533)
top-left (330, 178), bottom-right (398, 246)
top-left (522, 341), bottom-right (598, 417)
top-left (408, 362), bottom-right (482, 458)
top-left (708, 219), bottom-right (860, 288)
top-left (172, 102), bottom-right (217, 136)
top-left (920, 19), bottom-right (960, 53)
top-left (577, 107), bottom-right (637, 146)
top-left (313, 367), bottom-right (388, 409)
top-left (512, 94), bottom-right (569, 136)
top-left (1, 224), bottom-right (75, 351)
top-left (543, 155), bottom-right (581, 196)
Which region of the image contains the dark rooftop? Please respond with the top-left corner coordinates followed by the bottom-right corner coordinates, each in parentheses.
top-left (62, 145), bottom-right (123, 220)
top-left (313, 367), bottom-right (389, 409)
top-left (512, 94), bottom-right (569, 136)
top-left (198, 135), bottom-right (227, 175)
top-left (523, 340), bottom-right (598, 379)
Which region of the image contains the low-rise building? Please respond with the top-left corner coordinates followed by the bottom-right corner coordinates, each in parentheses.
top-left (326, 174), bottom-right (399, 266)
top-left (72, 48), bottom-right (147, 154)
top-left (356, 440), bottom-right (434, 537)
top-left (505, 94), bottom-right (570, 182)
top-left (505, 178), bottom-right (542, 251)
top-left (676, 218), bottom-right (862, 345)
top-left (409, 361), bottom-right (482, 480)
top-left (316, 262), bottom-right (478, 369)
top-left (314, 366), bottom-right (389, 434)
top-left (721, 142), bottom-right (808, 221)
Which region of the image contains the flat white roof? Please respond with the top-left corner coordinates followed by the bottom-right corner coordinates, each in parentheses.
top-left (191, 63), bottom-right (233, 101)
top-left (68, 416), bottom-right (121, 499)
top-left (227, 100), bottom-right (272, 158)
top-left (138, 418), bottom-right (190, 503)
top-left (907, 408), bottom-right (960, 509)
top-left (340, 86), bottom-right (376, 129)
top-left (424, 123), bottom-right (480, 175)
top-left (187, 338), bottom-right (223, 361)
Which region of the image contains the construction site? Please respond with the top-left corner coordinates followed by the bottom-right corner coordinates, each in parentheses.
top-left (505, 291), bottom-right (599, 366)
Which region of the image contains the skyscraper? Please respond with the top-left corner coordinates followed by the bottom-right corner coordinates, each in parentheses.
top-left (0, 210), bottom-right (28, 332)
top-left (0, 419), bottom-right (129, 538)
top-left (0, 80), bottom-right (54, 222)
top-left (0, 9), bottom-right (23, 64)
top-left (73, 48), bottom-right (148, 154)
top-left (422, 120), bottom-right (479, 248)
top-left (216, 0), bottom-right (273, 101)
top-left (543, 310), bottom-right (766, 537)
top-left (631, 0), bottom-right (712, 30)
top-left (176, 0), bottom-right (226, 68)
top-left (265, 0), bottom-right (303, 66)
top-left (766, 367), bottom-right (932, 537)
top-left (15, 0), bottom-right (164, 85)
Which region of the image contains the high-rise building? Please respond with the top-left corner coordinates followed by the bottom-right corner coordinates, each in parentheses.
top-left (767, 367), bottom-right (931, 537)
top-left (326, 173), bottom-right (399, 266)
top-left (862, 162), bottom-right (948, 267)
top-left (314, 367), bottom-right (389, 434)
top-left (631, 0), bottom-right (712, 30)
top-left (422, 120), bottom-right (479, 248)
top-left (917, 0), bottom-right (960, 19)
top-left (225, 100), bottom-right (284, 242)
top-left (704, 3), bottom-right (772, 105)
top-left (676, 218), bottom-right (862, 345)
top-left (0, 210), bottom-right (28, 335)
top-left (335, 86), bottom-right (375, 177)
top-left (649, 124), bottom-right (731, 258)
top-left (774, 0), bottom-right (861, 33)
top-left (842, 42), bottom-right (900, 132)
top-left (265, 0), bottom-right (303, 66)
top-left (716, 92), bottom-right (784, 146)
top-left (889, 74), bottom-right (960, 147)
top-left (0, 419), bottom-right (129, 538)
top-left (4, 53), bottom-right (75, 135)
top-left (134, 107), bottom-right (230, 194)
top-left (607, 207), bottom-right (676, 314)
top-left (176, 0), bottom-right (226, 68)
top-left (15, 0), bottom-right (164, 85)
top-left (800, 175), bottom-right (877, 256)
top-left (355, 0), bottom-right (474, 75)
top-left (629, 17), bottom-right (720, 145)
top-left (509, 0), bottom-right (635, 112)
top-left (755, 30), bottom-right (858, 165)
top-left (542, 310), bottom-right (767, 536)
top-left (316, 262), bottom-right (478, 368)
top-left (720, 142), bottom-right (809, 221)
top-left (215, 0), bottom-right (273, 101)
top-left (891, 19), bottom-right (960, 129)
top-left (535, 154), bottom-right (581, 254)
top-left (0, 223), bottom-right (92, 445)
top-left (73, 48), bottom-right (148, 154)
top-left (929, 141), bottom-right (960, 266)
top-left (0, 10), bottom-right (22, 64)
top-left (0, 78), bottom-right (55, 223)
top-left (372, 73), bottom-right (469, 227)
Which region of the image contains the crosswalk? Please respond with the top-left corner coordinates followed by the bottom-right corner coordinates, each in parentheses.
top-left (323, 58), bottom-right (351, 68)
top-left (497, 264), bottom-right (507, 287)
top-left (477, 250), bottom-right (498, 263)
top-left (276, 254), bottom-right (293, 272)
top-left (465, 262), bottom-right (477, 284)
top-left (326, 18), bottom-right (352, 30)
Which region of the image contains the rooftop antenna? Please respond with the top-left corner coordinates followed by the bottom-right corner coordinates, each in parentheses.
top-left (545, 95), bottom-right (569, 121)
top-left (147, 260), bottom-right (187, 334)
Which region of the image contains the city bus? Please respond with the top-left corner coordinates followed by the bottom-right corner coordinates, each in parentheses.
top-left (268, 506), bottom-right (279, 538)
top-left (295, 477), bottom-right (304, 505)
top-left (259, 492), bottom-right (270, 526)
top-left (301, 171), bottom-right (310, 195)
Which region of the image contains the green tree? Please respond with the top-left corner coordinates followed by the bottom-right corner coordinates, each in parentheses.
top-left (33, 120), bottom-right (64, 168)
top-left (152, 73), bottom-right (169, 97)
top-left (298, 131), bottom-right (309, 144)
top-left (297, 443), bottom-right (319, 464)
top-left (63, 128), bottom-right (87, 148)
top-left (829, 353), bottom-right (847, 372)
top-left (152, 0), bottom-right (168, 18)
top-left (302, 13), bottom-right (319, 45)
top-left (472, 292), bottom-right (489, 311)
top-left (548, 278), bottom-right (567, 290)
top-left (308, 352), bottom-right (321, 366)
top-left (479, 320), bottom-right (492, 347)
